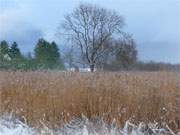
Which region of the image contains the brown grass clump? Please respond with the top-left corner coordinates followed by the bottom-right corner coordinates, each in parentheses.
top-left (0, 71), bottom-right (180, 131)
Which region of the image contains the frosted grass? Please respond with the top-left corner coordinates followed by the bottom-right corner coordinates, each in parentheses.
top-left (0, 115), bottom-right (179, 135)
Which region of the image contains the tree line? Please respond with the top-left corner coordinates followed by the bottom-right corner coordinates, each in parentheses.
top-left (0, 39), bottom-right (64, 70)
top-left (1, 38), bottom-right (179, 72)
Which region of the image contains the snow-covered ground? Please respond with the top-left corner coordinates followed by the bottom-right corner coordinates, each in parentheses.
top-left (0, 115), bottom-right (179, 135)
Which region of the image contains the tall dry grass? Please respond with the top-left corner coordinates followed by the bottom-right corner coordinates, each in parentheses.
top-left (0, 71), bottom-right (179, 131)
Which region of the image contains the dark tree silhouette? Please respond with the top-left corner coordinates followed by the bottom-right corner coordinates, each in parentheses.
top-left (9, 42), bottom-right (22, 59)
top-left (0, 40), bottom-right (9, 61)
top-left (34, 39), bottom-right (64, 69)
top-left (60, 3), bottom-right (125, 72)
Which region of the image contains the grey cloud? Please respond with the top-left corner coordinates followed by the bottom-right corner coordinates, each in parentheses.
top-left (0, 22), bottom-right (43, 53)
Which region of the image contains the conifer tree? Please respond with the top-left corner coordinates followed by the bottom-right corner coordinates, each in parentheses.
top-left (34, 39), bottom-right (64, 69)
top-left (9, 42), bottom-right (22, 59)
top-left (0, 40), bottom-right (9, 60)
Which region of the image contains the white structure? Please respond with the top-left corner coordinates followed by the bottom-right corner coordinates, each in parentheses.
top-left (67, 67), bottom-right (96, 72)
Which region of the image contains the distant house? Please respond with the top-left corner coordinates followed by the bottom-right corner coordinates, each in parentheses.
top-left (3, 54), bottom-right (11, 61)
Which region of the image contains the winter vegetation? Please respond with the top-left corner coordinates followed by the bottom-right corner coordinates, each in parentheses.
top-left (1, 114), bottom-right (179, 135)
top-left (0, 38), bottom-right (179, 72)
top-left (0, 71), bottom-right (180, 134)
top-left (0, 2), bottom-right (180, 135)
top-left (0, 39), bottom-right (64, 70)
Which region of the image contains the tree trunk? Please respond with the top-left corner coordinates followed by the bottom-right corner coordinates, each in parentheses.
top-left (90, 64), bottom-right (95, 72)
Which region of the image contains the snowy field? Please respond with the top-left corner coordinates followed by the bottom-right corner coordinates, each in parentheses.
top-left (0, 115), bottom-right (179, 135)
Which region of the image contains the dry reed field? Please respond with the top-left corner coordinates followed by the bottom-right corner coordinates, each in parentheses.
top-left (0, 71), bottom-right (180, 134)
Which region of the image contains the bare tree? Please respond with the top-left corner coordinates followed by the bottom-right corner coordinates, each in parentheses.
top-left (114, 35), bottom-right (137, 70)
top-left (59, 3), bottom-right (125, 72)
top-left (95, 34), bottom-right (138, 71)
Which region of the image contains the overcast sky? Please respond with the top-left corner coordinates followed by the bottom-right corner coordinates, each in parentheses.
top-left (0, 0), bottom-right (180, 63)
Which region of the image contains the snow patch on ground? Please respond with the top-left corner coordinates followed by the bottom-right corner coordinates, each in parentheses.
top-left (0, 115), bottom-right (179, 135)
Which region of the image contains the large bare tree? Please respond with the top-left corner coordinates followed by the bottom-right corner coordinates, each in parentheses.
top-left (59, 3), bottom-right (125, 72)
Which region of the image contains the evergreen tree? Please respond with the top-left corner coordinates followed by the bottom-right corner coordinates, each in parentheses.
top-left (51, 41), bottom-right (64, 69)
top-left (34, 39), bottom-right (64, 69)
top-left (0, 40), bottom-right (9, 59)
top-left (0, 40), bottom-right (10, 69)
top-left (8, 42), bottom-right (25, 69)
top-left (0, 40), bottom-right (10, 62)
top-left (9, 42), bottom-right (22, 59)
top-left (50, 41), bottom-right (60, 63)
top-left (35, 38), bottom-right (49, 68)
